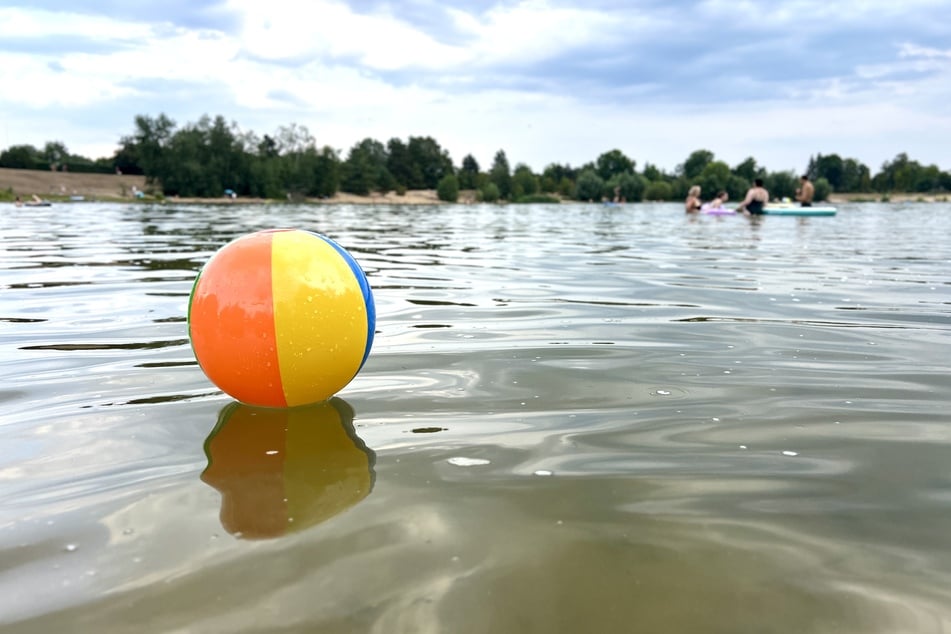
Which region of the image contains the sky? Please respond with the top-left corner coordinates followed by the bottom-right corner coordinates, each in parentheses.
top-left (1, 0), bottom-right (949, 175)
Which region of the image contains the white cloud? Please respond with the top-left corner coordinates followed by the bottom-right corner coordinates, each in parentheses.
top-left (450, 1), bottom-right (623, 66)
top-left (0, 6), bottom-right (152, 40)
top-left (899, 43), bottom-right (951, 59)
top-left (227, 0), bottom-right (467, 69)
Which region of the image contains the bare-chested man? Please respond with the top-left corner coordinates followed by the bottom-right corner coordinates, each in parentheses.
top-left (795, 175), bottom-right (815, 207)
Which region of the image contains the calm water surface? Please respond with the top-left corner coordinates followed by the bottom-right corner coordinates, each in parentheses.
top-left (2, 201), bottom-right (951, 633)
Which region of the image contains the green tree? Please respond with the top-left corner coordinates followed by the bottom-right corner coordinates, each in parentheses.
top-left (726, 175), bottom-right (751, 201)
top-left (732, 157), bottom-right (761, 183)
top-left (386, 138), bottom-right (415, 189)
top-left (0, 144), bottom-right (41, 169)
top-left (275, 124), bottom-right (314, 193)
top-left (642, 162), bottom-right (666, 182)
top-left (206, 115), bottom-right (247, 194)
top-left (247, 156), bottom-right (283, 199)
top-left (342, 138), bottom-right (391, 195)
top-left (681, 149), bottom-right (714, 180)
top-left (258, 134), bottom-right (279, 159)
top-left (556, 177), bottom-right (574, 198)
top-left (764, 171), bottom-right (798, 200)
top-left (489, 150), bottom-right (512, 199)
top-left (915, 164), bottom-right (943, 192)
top-left (406, 136), bottom-right (453, 189)
top-left (840, 158), bottom-right (871, 192)
top-left (110, 143), bottom-right (143, 175)
top-left (90, 156), bottom-right (116, 174)
top-left (810, 153), bottom-right (844, 190)
top-left (42, 141), bottom-right (68, 170)
top-left (126, 113), bottom-right (177, 188)
top-left (595, 149), bottom-right (635, 181)
top-left (437, 174), bottom-right (459, 202)
top-left (512, 163), bottom-right (538, 198)
top-left (311, 146), bottom-right (341, 198)
top-left (873, 153), bottom-right (913, 192)
top-left (574, 169), bottom-right (604, 201)
top-left (157, 115), bottom-right (247, 197)
top-left (813, 177), bottom-right (832, 201)
top-left (161, 125), bottom-right (211, 196)
top-left (541, 163), bottom-right (578, 195)
top-left (697, 161), bottom-right (732, 200)
top-left (458, 154), bottom-right (480, 189)
top-left (480, 181), bottom-right (500, 202)
top-left (643, 180), bottom-right (673, 201)
top-left (607, 172), bottom-right (648, 202)
top-left (542, 163), bottom-right (578, 183)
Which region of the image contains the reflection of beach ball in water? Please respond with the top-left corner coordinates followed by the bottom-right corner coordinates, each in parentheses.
top-left (201, 398), bottom-right (375, 539)
top-left (188, 229), bottom-right (375, 407)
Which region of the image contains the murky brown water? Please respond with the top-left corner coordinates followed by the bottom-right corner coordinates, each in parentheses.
top-left (2, 201), bottom-right (951, 632)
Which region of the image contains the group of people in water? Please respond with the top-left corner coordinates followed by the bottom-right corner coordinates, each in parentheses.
top-left (685, 175), bottom-right (814, 215)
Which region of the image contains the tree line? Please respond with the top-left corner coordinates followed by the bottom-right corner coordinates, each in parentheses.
top-left (2, 113), bottom-right (950, 203)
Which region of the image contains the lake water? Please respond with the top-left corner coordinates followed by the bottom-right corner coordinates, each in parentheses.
top-left (2, 201), bottom-right (951, 633)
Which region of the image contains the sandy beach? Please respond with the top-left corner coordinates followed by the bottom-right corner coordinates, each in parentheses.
top-left (0, 167), bottom-right (466, 205)
top-left (1, 167), bottom-right (147, 200)
top-left (825, 191), bottom-right (947, 203)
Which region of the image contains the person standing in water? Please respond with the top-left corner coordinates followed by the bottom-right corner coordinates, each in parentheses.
top-left (685, 185), bottom-right (702, 213)
top-left (795, 175), bottom-right (814, 207)
top-left (737, 179), bottom-right (769, 215)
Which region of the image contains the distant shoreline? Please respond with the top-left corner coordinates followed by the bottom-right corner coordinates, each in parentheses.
top-left (0, 167), bottom-right (452, 205)
top-left (3, 167), bottom-right (946, 205)
top-left (825, 192), bottom-right (948, 203)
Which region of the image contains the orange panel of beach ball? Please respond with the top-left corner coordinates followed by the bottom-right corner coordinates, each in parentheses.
top-left (187, 229), bottom-right (375, 407)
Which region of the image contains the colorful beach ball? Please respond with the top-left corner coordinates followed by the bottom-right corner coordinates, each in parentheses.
top-left (201, 399), bottom-right (375, 539)
top-left (188, 229), bottom-right (375, 408)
